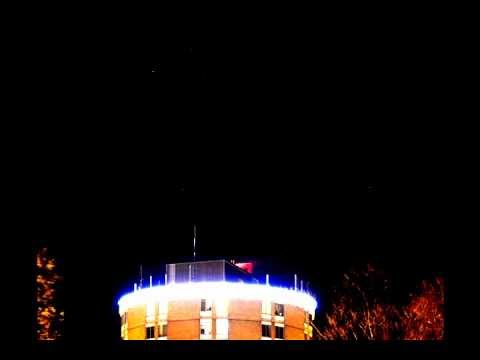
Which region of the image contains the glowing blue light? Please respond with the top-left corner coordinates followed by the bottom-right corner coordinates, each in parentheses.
top-left (118, 281), bottom-right (317, 316)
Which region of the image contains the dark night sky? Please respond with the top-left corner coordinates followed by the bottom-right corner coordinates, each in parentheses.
top-left (30, 27), bottom-right (450, 344)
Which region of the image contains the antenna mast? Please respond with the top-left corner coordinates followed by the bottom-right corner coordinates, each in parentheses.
top-left (193, 224), bottom-right (197, 261)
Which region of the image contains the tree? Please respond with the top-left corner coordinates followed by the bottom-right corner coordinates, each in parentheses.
top-left (317, 264), bottom-right (445, 340)
top-left (318, 264), bottom-right (400, 340)
top-left (401, 277), bottom-right (444, 340)
top-left (36, 247), bottom-right (64, 340)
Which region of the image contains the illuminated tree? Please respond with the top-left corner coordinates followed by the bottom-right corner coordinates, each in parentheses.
top-left (318, 264), bottom-right (400, 340)
top-left (317, 264), bottom-right (445, 340)
top-left (401, 277), bottom-right (444, 340)
top-left (36, 247), bottom-right (64, 340)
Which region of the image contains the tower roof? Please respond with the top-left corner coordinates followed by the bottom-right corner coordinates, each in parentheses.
top-left (166, 259), bottom-right (259, 284)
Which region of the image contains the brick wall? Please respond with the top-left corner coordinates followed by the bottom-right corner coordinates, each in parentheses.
top-left (126, 305), bottom-right (146, 340)
top-left (168, 299), bottom-right (200, 339)
top-left (124, 298), bottom-right (312, 340)
top-left (284, 304), bottom-right (305, 340)
top-left (229, 299), bottom-right (261, 339)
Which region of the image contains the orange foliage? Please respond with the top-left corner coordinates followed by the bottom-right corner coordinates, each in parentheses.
top-left (401, 277), bottom-right (444, 340)
top-left (36, 247), bottom-right (63, 340)
top-left (317, 265), bottom-right (444, 341)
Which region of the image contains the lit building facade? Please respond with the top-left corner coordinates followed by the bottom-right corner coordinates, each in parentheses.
top-left (118, 260), bottom-right (317, 340)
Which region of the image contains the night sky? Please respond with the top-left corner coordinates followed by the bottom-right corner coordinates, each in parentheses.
top-left (31, 32), bottom-right (448, 345)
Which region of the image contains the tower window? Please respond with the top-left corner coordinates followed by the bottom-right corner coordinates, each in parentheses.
top-left (305, 312), bottom-right (313, 323)
top-left (121, 313), bottom-right (128, 340)
top-left (262, 300), bottom-right (271, 315)
top-left (158, 301), bottom-right (168, 320)
top-left (200, 318), bottom-right (212, 339)
top-left (275, 326), bottom-right (284, 339)
top-left (274, 303), bottom-right (284, 317)
top-left (262, 324), bottom-right (271, 338)
top-left (215, 298), bottom-right (229, 318)
top-left (216, 319), bottom-right (228, 340)
top-left (158, 323), bottom-right (167, 337)
top-left (201, 299), bottom-right (212, 312)
top-left (146, 303), bottom-right (155, 323)
top-left (146, 326), bottom-right (155, 339)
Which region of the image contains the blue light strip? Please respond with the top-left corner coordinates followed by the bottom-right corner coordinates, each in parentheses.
top-left (118, 281), bottom-right (318, 316)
